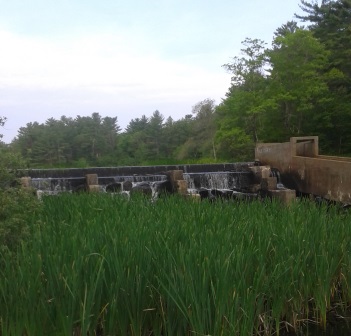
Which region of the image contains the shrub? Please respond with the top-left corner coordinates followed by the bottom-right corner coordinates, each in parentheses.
top-left (0, 144), bottom-right (40, 253)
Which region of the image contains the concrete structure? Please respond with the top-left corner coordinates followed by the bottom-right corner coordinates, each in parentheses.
top-left (20, 161), bottom-right (298, 204)
top-left (255, 136), bottom-right (351, 204)
top-left (249, 165), bottom-right (296, 205)
top-left (86, 174), bottom-right (100, 193)
top-left (20, 163), bottom-right (254, 195)
top-left (167, 170), bottom-right (188, 195)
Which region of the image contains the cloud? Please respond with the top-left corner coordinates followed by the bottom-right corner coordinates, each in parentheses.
top-left (0, 29), bottom-right (229, 93)
top-left (0, 29), bottom-right (231, 142)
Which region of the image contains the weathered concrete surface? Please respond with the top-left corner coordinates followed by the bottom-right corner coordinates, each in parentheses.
top-left (86, 174), bottom-right (98, 186)
top-left (269, 189), bottom-right (296, 205)
top-left (22, 163), bottom-right (253, 179)
top-left (21, 163), bottom-right (255, 194)
top-left (256, 136), bottom-right (351, 204)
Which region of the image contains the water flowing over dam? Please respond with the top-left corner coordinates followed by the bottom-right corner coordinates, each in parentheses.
top-left (20, 136), bottom-right (351, 205)
top-left (22, 163), bottom-right (258, 200)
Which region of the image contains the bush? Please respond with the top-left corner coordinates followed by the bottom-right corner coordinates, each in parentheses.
top-left (0, 144), bottom-right (40, 253)
top-left (0, 188), bottom-right (40, 253)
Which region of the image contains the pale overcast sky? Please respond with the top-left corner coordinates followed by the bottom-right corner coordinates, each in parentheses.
top-left (0, 0), bottom-right (304, 143)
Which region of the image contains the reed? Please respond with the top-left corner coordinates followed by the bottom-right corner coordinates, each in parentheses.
top-left (0, 193), bottom-right (350, 335)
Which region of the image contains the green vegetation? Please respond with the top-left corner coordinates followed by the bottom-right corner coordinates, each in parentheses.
top-left (0, 117), bottom-right (40, 254)
top-left (1, 2), bottom-right (351, 334)
top-left (4, 0), bottom-right (350, 167)
top-left (1, 194), bottom-right (350, 335)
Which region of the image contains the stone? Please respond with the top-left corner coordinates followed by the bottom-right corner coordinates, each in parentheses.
top-left (106, 182), bottom-right (122, 193)
top-left (73, 184), bottom-right (87, 193)
top-left (261, 177), bottom-right (277, 191)
top-left (130, 182), bottom-right (152, 196)
top-left (86, 174), bottom-right (98, 186)
top-left (168, 170), bottom-right (184, 182)
top-left (176, 180), bottom-right (188, 195)
top-left (123, 181), bottom-right (133, 191)
top-left (188, 193), bottom-right (201, 201)
top-left (154, 180), bottom-right (173, 195)
top-left (249, 166), bottom-right (271, 183)
top-left (269, 189), bottom-right (296, 205)
top-left (87, 185), bottom-right (100, 193)
top-left (248, 184), bottom-right (261, 193)
top-left (20, 177), bottom-right (32, 188)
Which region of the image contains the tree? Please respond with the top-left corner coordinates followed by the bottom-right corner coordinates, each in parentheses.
top-left (264, 28), bottom-right (333, 139)
top-left (296, 0), bottom-right (351, 83)
top-left (0, 117), bottom-right (6, 138)
top-left (163, 115), bottom-right (194, 161)
top-left (120, 115), bottom-right (150, 164)
top-left (296, 0), bottom-right (351, 152)
top-left (147, 110), bottom-right (164, 158)
top-left (0, 118), bottom-right (40, 253)
top-left (13, 113), bottom-right (122, 167)
top-left (216, 38), bottom-right (269, 160)
top-left (273, 20), bottom-right (299, 38)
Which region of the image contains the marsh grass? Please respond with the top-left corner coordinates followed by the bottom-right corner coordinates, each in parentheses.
top-left (0, 193), bottom-right (350, 335)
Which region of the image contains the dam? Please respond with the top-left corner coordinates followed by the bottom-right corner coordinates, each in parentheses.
top-left (20, 136), bottom-right (351, 205)
top-left (255, 136), bottom-right (351, 205)
top-left (20, 163), bottom-right (256, 200)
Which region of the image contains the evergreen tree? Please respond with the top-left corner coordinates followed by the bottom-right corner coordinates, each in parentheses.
top-left (177, 99), bottom-right (217, 161)
top-left (296, 0), bottom-right (351, 85)
top-left (147, 110), bottom-right (164, 159)
top-left (296, 0), bottom-right (351, 153)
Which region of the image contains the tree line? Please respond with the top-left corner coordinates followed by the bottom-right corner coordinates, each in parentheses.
top-left (3, 0), bottom-right (351, 167)
top-left (10, 104), bottom-right (216, 167)
top-left (217, 0), bottom-right (351, 158)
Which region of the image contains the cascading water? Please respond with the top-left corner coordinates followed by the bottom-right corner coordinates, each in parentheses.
top-left (270, 168), bottom-right (286, 190)
top-left (31, 174), bottom-right (171, 201)
top-left (24, 163), bottom-right (257, 201)
top-left (184, 171), bottom-right (252, 190)
top-left (31, 177), bottom-right (85, 194)
top-left (183, 171), bottom-right (257, 201)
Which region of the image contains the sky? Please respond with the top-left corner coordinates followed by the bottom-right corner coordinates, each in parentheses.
top-left (0, 0), bottom-right (304, 143)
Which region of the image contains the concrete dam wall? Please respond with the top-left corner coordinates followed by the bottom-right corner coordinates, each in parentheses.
top-left (20, 163), bottom-right (260, 201)
top-left (255, 136), bottom-right (351, 205)
top-left (20, 137), bottom-right (351, 205)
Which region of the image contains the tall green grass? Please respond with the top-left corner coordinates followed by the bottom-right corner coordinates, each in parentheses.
top-left (0, 194), bottom-right (350, 335)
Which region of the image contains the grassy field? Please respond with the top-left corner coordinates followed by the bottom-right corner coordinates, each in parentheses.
top-left (1, 193), bottom-right (350, 335)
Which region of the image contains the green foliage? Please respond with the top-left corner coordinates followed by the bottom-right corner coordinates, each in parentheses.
top-left (13, 113), bottom-right (121, 167)
top-left (177, 99), bottom-right (218, 161)
top-left (296, 0), bottom-right (351, 153)
top-left (264, 29), bottom-right (332, 139)
top-left (0, 188), bottom-right (40, 254)
top-left (0, 149), bottom-right (25, 189)
top-left (8, 1), bottom-right (351, 163)
top-left (217, 10), bottom-right (351, 155)
top-left (297, 0), bottom-right (351, 82)
top-left (216, 38), bottom-right (268, 158)
top-left (0, 122), bottom-right (40, 253)
top-left (1, 194), bottom-right (350, 335)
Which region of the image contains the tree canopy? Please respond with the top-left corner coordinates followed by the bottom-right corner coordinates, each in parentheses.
top-left (6, 0), bottom-right (351, 166)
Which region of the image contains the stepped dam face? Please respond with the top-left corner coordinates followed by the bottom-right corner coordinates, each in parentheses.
top-left (21, 136), bottom-right (351, 205)
top-left (22, 163), bottom-right (264, 201)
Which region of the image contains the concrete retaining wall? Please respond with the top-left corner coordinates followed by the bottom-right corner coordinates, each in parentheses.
top-left (256, 136), bottom-right (351, 204)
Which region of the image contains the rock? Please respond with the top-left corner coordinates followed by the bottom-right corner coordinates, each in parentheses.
top-left (106, 182), bottom-right (122, 193)
top-left (123, 181), bottom-right (133, 191)
top-left (199, 188), bottom-right (210, 200)
top-left (130, 182), bottom-right (152, 196)
top-left (154, 180), bottom-right (173, 195)
top-left (73, 184), bottom-right (87, 193)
